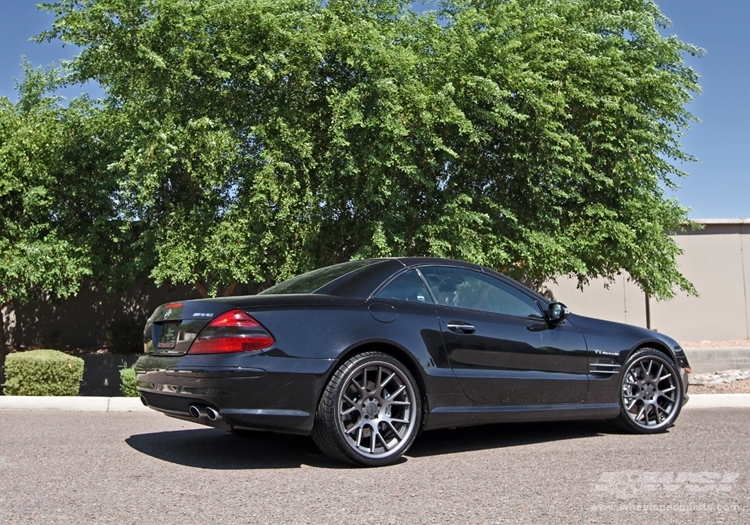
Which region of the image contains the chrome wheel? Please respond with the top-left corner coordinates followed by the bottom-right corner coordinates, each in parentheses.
top-left (620, 351), bottom-right (681, 431)
top-left (337, 360), bottom-right (417, 459)
top-left (312, 352), bottom-right (421, 466)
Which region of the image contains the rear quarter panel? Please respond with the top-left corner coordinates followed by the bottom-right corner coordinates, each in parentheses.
top-left (250, 299), bottom-right (463, 399)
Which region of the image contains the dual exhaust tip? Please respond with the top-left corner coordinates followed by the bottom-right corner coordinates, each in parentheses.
top-left (188, 404), bottom-right (220, 421)
top-left (141, 396), bottom-right (220, 422)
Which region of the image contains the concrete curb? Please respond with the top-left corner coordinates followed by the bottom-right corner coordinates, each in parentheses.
top-left (0, 396), bottom-right (151, 412)
top-left (0, 394), bottom-right (748, 411)
top-left (683, 393), bottom-right (750, 409)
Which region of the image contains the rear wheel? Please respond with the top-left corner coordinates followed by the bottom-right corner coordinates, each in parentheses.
top-left (613, 348), bottom-right (683, 433)
top-left (312, 352), bottom-right (421, 467)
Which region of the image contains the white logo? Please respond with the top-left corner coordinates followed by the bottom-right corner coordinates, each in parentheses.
top-left (593, 471), bottom-right (740, 500)
top-left (163, 309), bottom-right (172, 319)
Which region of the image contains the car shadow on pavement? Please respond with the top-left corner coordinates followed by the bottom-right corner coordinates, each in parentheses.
top-left (126, 419), bottom-right (615, 469)
top-left (126, 428), bottom-right (341, 470)
top-left (407, 419), bottom-right (614, 459)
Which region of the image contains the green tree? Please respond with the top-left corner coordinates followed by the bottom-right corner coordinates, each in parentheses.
top-left (432, 0), bottom-right (701, 297)
top-left (0, 63), bottom-right (147, 357)
top-left (38, 0), bottom-right (700, 300)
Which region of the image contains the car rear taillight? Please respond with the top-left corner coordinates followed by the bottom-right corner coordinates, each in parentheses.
top-left (188, 309), bottom-right (274, 354)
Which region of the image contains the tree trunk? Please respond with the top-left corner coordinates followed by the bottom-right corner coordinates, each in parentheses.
top-left (194, 282), bottom-right (209, 298)
top-left (194, 282), bottom-right (238, 298)
top-left (223, 282), bottom-right (238, 297)
top-left (0, 301), bottom-right (9, 390)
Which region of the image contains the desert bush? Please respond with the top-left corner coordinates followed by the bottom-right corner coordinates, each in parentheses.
top-left (2, 349), bottom-right (84, 396)
top-left (119, 366), bottom-right (139, 397)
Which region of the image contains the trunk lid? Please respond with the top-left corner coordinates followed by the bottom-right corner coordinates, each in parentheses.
top-left (143, 294), bottom-right (365, 356)
top-left (144, 300), bottom-right (234, 356)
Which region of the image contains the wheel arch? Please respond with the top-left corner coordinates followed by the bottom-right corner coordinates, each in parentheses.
top-left (629, 340), bottom-right (678, 366)
top-left (626, 340), bottom-right (686, 393)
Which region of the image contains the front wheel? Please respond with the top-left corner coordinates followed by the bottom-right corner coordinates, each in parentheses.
top-left (312, 352), bottom-right (422, 467)
top-left (613, 348), bottom-right (683, 433)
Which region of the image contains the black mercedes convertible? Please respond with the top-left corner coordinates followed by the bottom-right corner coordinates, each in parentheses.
top-left (135, 257), bottom-right (690, 466)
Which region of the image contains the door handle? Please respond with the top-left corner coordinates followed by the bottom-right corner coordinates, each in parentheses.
top-left (447, 321), bottom-right (476, 334)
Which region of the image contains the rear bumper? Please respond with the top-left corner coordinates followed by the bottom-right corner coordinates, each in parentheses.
top-left (135, 352), bottom-right (334, 435)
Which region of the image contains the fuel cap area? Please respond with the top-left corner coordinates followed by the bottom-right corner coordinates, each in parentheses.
top-left (368, 303), bottom-right (399, 323)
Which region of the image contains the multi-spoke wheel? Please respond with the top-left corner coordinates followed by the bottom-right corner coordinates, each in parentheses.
top-left (312, 352), bottom-right (421, 467)
top-left (613, 348), bottom-right (683, 433)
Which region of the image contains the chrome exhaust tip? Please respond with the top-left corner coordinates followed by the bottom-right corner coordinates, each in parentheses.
top-left (205, 406), bottom-right (219, 421)
top-left (140, 396), bottom-right (149, 407)
top-left (188, 405), bottom-right (204, 419)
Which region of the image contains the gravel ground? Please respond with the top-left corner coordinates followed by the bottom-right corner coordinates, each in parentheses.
top-left (679, 340), bottom-right (750, 348)
top-left (689, 378), bottom-right (750, 394)
top-left (689, 369), bottom-right (750, 394)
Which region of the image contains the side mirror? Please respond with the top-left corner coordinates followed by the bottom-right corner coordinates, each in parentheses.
top-left (547, 302), bottom-right (570, 324)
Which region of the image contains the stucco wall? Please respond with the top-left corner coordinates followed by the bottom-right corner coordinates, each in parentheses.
top-left (546, 220), bottom-right (750, 342)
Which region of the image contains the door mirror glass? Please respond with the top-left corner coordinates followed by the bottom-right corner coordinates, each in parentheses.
top-left (547, 302), bottom-right (570, 323)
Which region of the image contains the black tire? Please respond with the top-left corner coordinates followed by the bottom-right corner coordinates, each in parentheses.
top-left (612, 348), bottom-right (683, 433)
top-left (311, 352), bottom-right (422, 467)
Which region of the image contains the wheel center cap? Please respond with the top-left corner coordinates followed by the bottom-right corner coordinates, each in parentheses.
top-left (363, 400), bottom-right (379, 418)
top-left (642, 385), bottom-right (654, 399)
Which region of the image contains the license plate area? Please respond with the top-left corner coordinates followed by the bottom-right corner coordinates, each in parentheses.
top-left (157, 322), bottom-right (180, 349)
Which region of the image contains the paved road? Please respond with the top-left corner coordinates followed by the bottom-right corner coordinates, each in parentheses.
top-left (0, 409), bottom-right (748, 524)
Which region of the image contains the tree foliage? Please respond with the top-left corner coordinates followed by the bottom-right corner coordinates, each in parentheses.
top-left (29, 0), bottom-right (700, 300)
top-left (0, 62), bottom-right (151, 346)
top-left (1, 65), bottom-right (88, 311)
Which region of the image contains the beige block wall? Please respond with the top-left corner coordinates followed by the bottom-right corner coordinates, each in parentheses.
top-left (546, 274), bottom-right (647, 328)
top-left (546, 221), bottom-right (750, 342)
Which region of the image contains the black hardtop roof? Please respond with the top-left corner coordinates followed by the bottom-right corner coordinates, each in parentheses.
top-left (175, 256), bottom-right (549, 305)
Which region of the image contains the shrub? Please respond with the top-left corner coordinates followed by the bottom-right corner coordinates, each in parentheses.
top-left (119, 366), bottom-right (139, 397)
top-left (2, 350), bottom-right (84, 396)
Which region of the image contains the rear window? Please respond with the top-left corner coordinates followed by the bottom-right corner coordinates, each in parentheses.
top-left (259, 260), bottom-right (379, 295)
top-left (376, 270), bottom-right (433, 303)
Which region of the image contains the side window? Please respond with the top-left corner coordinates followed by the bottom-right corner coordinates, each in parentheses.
top-left (376, 270), bottom-right (433, 304)
top-left (419, 267), bottom-right (542, 318)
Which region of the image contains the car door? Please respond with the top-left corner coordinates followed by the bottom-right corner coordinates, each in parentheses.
top-left (418, 266), bottom-right (588, 406)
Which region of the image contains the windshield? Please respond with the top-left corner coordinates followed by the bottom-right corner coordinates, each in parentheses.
top-left (259, 260), bottom-right (380, 295)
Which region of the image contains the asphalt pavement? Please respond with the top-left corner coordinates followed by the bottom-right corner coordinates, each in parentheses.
top-left (0, 406), bottom-right (747, 524)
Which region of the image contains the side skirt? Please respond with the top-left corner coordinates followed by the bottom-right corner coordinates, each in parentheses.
top-left (424, 402), bottom-right (621, 431)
